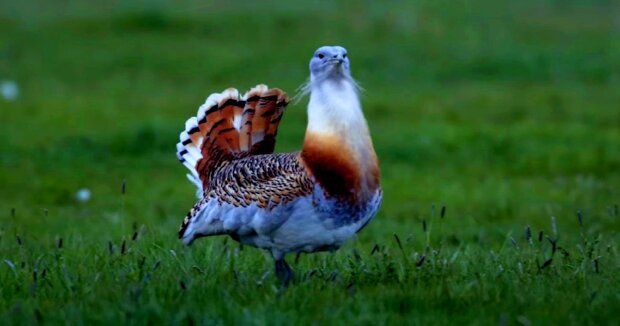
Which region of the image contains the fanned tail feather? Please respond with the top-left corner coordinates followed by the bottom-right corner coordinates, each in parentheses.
top-left (176, 85), bottom-right (289, 196)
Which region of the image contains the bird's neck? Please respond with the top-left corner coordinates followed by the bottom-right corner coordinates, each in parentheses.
top-left (301, 78), bottom-right (380, 201)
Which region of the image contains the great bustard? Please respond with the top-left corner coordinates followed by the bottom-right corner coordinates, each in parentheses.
top-left (176, 46), bottom-right (381, 284)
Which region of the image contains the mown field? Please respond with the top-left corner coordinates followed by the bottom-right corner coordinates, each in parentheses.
top-left (1, 1), bottom-right (619, 324)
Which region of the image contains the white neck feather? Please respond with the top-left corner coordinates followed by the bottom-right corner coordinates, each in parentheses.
top-left (307, 78), bottom-right (369, 137)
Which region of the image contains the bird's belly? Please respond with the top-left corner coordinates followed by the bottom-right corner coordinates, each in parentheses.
top-left (238, 189), bottom-right (382, 254)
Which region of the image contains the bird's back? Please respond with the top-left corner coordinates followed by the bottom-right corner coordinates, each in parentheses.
top-left (178, 152), bottom-right (310, 243)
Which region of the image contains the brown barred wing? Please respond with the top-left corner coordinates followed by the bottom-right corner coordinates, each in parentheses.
top-left (177, 152), bottom-right (314, 238)
top-left (208, 152), bottom-right (314, 208)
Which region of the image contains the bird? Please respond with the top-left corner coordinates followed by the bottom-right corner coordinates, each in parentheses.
top-left (176, 45), bottom-right (381, 285)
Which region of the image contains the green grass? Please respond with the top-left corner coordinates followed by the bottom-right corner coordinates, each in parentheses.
top-left (1, 0), bottom-right (619, 324)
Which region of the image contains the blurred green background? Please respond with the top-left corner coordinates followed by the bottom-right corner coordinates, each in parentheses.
top-left (0, 0), bottom-right (619, 324)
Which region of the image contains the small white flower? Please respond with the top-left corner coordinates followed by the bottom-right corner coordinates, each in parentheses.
top-left (76, 188), bottom-right (91, 202)
top-left (0, 80), bottom-right (19, 101)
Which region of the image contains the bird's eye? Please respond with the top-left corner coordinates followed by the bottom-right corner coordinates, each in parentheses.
top-left (318, 53), bottom-right (324, 59)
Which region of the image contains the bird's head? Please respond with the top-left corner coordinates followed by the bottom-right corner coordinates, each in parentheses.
top-left (309, 46), bottom-right (351, 81)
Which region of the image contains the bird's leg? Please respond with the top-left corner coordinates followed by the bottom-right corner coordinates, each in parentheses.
top-left (274, 257), bottom-right (294, 286)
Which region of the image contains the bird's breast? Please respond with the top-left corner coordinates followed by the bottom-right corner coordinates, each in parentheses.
top-left (301, 132), bottom-right (380, 203)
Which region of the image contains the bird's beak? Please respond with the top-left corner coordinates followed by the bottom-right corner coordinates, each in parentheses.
top-left (324, 58), bottom-right (347, 78)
